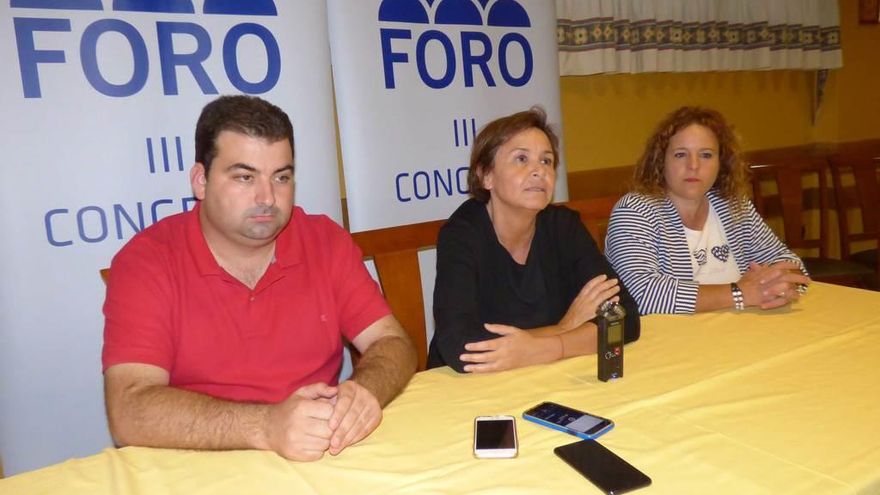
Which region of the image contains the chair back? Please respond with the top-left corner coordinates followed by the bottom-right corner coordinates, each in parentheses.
top-left (351, 219), bottom-right (446, 371)
top-left (749, 157), bottom-right (829, 257)
top-left (563, 196), bottom-right (620, 253)
top-left (749, 157), bottom-right (875, 287)
top-left (827, 154), bottom-right (880, 257)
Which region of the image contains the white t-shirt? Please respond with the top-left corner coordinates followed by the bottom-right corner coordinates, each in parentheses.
top-left (683, 204), bottom-right (740, 284)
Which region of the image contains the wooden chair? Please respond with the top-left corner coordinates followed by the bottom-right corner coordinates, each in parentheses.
top-left (563, 196), bottom-right (620, 253)
top-left (351, 219), bottom-right (446, 371)
top-left (828, 154), bottom-right (880, 289)
top-left (749, 158), bottom-right (874, 287)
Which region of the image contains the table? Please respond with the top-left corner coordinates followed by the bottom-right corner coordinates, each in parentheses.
top-left (4, 282), bottom-right (879, 494)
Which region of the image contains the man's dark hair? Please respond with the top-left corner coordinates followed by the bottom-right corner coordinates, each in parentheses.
top-left (195, 95), bottom-right (295, 176)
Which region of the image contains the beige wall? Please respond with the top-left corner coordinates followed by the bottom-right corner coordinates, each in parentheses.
top-left (559, 0), bottom-right (880, 173)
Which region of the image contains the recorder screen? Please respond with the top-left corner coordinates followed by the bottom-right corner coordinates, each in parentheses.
top-left (608, 322), bottom-right (623, 345)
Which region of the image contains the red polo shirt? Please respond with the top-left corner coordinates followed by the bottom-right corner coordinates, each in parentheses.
top-left (102, 204), bottom-right (390, 404)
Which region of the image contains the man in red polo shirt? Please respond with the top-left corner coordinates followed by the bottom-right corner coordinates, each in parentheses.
top-left (102, 95), bottom-right (417, 461)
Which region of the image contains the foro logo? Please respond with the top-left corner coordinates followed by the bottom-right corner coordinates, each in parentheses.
top-left (11, 0), bottom-right (281, 98)
top-left (378, 0), bottom-right (534, 89)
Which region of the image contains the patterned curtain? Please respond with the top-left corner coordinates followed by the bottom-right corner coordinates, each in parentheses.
top-left (556, 0), bottom-right (842, 75)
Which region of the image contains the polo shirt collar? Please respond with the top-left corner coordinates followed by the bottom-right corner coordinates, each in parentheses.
top-left (186, 202), bottom-right (303, 276)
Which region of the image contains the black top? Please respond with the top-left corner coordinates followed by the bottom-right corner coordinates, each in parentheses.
top-left (427, 198), bottom-right (641, 372)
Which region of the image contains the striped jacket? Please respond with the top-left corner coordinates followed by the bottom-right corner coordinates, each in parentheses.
top-left (605, 190), bottom-right (805, 315)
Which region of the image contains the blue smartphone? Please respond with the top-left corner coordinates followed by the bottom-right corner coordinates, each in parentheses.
top-left (522, 401), bottom-right (614, 440)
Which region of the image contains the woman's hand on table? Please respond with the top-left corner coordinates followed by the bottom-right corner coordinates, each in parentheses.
top-left (738, 261), bottom-right (811, 309)
top-left (558, 274), bottom-right (620, 331)
top-left (460, 324), bottom-right (562, 373)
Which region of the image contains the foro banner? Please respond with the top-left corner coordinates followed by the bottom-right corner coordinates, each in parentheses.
top-left (0, 0), bottom-right (339, 475)
top-left (329, 0), bottom-right (567, 232)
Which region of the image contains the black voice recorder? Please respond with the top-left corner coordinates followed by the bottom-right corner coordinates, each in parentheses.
top-left (596, 300), bottom-right (625, 382)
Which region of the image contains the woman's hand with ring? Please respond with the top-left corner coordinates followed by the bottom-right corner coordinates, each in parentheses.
top-left (558, 274), bottom-right (620, 331)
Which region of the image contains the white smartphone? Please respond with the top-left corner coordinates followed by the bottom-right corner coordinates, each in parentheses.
top-left (473, 415), bottom-right (518, 458)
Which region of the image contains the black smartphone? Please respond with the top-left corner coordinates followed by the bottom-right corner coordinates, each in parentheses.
top-left (554, 440), bottom-right (651, 495)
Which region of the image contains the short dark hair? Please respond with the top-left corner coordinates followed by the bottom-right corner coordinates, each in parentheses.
top-left (194, 95), bottom-right (295, 176)
top-left (467, 106), bottom-right (560, 202)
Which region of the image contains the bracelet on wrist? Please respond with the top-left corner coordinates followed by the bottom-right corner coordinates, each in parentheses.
top-left (730, 282), bottom-right (745, 311)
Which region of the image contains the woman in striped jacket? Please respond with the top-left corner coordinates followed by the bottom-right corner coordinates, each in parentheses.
top-left (605, 107), bottom-right (810, 315)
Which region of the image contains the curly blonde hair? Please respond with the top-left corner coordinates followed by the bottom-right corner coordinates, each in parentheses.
top-left (633, 106), bottom-right (749, 203)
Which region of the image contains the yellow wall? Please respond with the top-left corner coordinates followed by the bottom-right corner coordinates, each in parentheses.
top-left (559, 0), bottom-right (880, 173)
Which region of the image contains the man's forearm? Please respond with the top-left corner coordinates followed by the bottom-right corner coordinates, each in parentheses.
top-left (106, 383), bottom-right (269, 451)
top-left (351, 334), bottom-right (417, 406)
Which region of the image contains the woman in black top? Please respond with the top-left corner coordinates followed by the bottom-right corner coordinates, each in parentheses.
top-left (427, 108), bottom-right (640, 373)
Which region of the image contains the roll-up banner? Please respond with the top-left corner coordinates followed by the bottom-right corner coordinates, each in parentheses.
top-left (0, 0), bottom-right (339, 475)
top-left (329, 0), bottom-right (567, 233)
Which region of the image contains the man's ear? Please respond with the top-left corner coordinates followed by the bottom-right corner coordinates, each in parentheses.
top-left (190, 163), bottom-right (207, 200)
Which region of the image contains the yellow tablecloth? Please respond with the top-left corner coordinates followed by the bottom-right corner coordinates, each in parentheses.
top-left (4, 282), bottom-right (879, 494)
